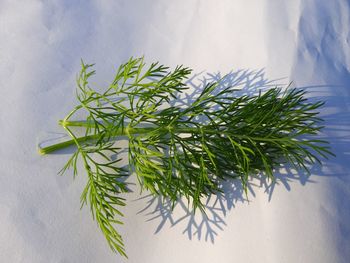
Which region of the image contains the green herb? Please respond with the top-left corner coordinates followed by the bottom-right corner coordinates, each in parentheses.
top-left (39, 57), bottom-right (334, 257)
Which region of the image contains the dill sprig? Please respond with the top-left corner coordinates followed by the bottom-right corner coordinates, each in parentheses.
top-left (39, 57), bottom-right (334, 257)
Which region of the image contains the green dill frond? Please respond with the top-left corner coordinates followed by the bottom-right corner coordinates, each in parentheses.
top-left (39, 57), bottom-right (334, 257)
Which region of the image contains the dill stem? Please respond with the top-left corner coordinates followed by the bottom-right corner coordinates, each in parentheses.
top-left (39, 119), bottom-right (165, 154)
top-left (38, 135), bottom-right (95, 155)
top-left (38, 121), bottom-right (297, 155)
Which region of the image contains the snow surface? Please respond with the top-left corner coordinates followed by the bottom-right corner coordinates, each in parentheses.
top-left (0, 1), bottom-right (349, 262)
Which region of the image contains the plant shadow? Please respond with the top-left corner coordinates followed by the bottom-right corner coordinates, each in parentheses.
top-left (136, 68), bottom-right (349, 244)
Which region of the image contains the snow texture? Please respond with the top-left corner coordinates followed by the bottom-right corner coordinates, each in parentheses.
top-left (0, 1), bottom-right (349, 262)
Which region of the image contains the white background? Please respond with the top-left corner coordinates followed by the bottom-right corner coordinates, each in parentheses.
top-left (0, 1), bottom-right (349, 262)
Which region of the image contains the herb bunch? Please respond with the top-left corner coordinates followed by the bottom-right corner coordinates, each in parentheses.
top-left (39, 57), bottom-right (333, 257)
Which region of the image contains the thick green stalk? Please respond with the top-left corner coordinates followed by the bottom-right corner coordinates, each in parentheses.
top-left (38, 121), bottom-right (205, 155)
top-left (38, 134), bottom-right (96, 155)
top-left (39, 120), bottom-right (304, 155)
top-left (39, 122), bottom-right (161, 155)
